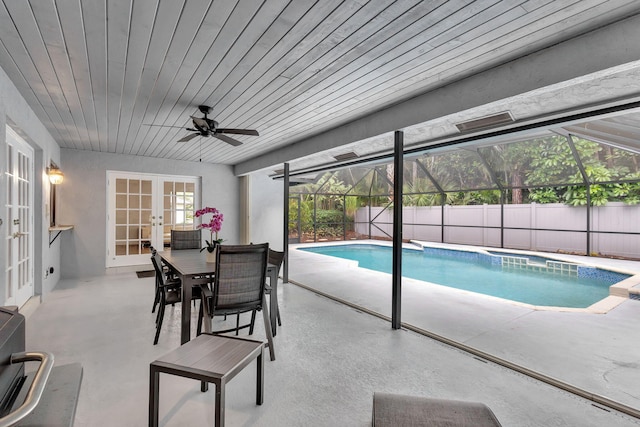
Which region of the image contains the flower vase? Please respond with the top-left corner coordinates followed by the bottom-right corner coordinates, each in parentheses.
top-left (205, 245), bottom-right (217, 264)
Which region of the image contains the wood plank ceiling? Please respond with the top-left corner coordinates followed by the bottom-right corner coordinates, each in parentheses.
top-left (1, 0), bottom-right (639, 169)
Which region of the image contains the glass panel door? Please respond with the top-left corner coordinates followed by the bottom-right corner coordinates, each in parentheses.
top-left (161, 180), bottom-right (196, 248)
top-left (4, 126), bottom-right (34, 307)
top-left (113, 177), bottom-right (153, 259)
top-left (107, 172), bottom-right (199, 267)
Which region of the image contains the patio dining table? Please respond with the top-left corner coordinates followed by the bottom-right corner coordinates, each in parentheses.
top-left (158, 249), bottom-right (279, 351)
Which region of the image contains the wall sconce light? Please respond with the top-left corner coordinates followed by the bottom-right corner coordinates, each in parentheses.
top-left (47, 163), bottom-right (64, 185)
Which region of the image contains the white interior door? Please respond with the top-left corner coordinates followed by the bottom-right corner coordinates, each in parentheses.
top-left (4, 126), bottom-right (34, 307)
top-left (106, 172), bottom-right (199, 267)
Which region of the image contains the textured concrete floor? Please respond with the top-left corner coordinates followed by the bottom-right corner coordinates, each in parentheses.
top-left (288, 242), bottom-right (640, 421)
top-left (22, 245), bottom-right (640, 426)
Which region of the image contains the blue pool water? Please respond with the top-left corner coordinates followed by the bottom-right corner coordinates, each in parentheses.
top-left (299, 244), bottom-right (626, 308)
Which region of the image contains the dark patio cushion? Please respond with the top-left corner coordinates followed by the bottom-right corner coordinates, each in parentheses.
top-left (372, 392), bottom-right (502, 427)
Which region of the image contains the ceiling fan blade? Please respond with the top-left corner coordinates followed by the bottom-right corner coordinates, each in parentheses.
top-left (191, 116), bottom-right (209, 130)
top-left (216, 128), bottom-right (259, 136)
top-left (177, 133), bottom-right (200, 142)
top-left (213, 133), bottom-right (243, 146)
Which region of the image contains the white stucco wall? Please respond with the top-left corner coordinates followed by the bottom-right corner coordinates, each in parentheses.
top-left (58, 148), bottom-right (240, 278)
top-left (248, 171), bottom-right (284, 251)
top-left (0, 64), bottom-right (62, 304)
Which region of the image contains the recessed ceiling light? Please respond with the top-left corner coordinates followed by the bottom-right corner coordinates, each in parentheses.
top-left (455, 111), bottom-right (514, 132)
top-left (333, 152), bottom-right (359, 161)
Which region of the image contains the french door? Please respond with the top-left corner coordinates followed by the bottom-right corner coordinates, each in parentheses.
top-left (4, 126), bottom-right (34, 307)
top-left (106, 172), bottom-right (199, 267)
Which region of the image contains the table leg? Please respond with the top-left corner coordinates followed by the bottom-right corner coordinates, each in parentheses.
top-left (256, 348), bottom-right (264, 405)
top-left (181, 274), bottom-right (193, 345)
top-left (215, 381), bottom-right (225, 427)
top-left (149, 366), bottom-right (159, 427)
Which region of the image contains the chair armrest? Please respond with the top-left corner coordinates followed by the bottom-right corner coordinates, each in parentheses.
top-left (198, 284), bottom-right (214, 319)
top-left (199, 284), bottom-right (213, 299)
top-left (161, 280), bottom-right (181, 292)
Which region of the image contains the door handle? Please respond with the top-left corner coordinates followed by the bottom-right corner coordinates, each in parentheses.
top-left (12, 232), bottom-right (26, 239)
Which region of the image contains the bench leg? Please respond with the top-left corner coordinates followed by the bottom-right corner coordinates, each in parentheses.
top-left (256, 349), bottom-right (264, 405)
top-left (149, 367), bottom-right (160, 427)
top-left (215, 381), bottom-right (225, 427)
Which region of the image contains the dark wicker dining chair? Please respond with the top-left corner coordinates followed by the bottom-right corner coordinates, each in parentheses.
top-left (150, 247), bottom-right (177, 314)
top-left (150, 251), bottom-right (206, 344)
top-left (198, 243), bottom-right (275, 359)
top-left (170, 229), bottom-right (202, 250)
top-left (252, 249), bottom-right (284, 327)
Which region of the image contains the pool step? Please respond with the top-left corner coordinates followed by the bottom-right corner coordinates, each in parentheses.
top-left (630, 280), bottom-right (640, 300)
top-left (609, 274), bottom-right (640, 300)
top-left (526, 262), bottom-right (547, 268)
top-left (501, 255), bottom-right (581, 277)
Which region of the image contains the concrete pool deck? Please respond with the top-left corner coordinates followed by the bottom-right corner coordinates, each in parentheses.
top-left (288, 240), bottom-right (640, 417)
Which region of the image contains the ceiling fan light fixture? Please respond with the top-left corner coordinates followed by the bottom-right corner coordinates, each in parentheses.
top-left (198, 105), bottom-right (213, 115)
top-left (146, 105), bottom-right (259, 147)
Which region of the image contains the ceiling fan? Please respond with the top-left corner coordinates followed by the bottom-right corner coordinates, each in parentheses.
top-left (147, 105), bottom-right (259, 146)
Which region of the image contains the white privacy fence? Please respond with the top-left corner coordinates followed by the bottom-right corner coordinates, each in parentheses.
top-left (355, 203), bottom-right (640, 259)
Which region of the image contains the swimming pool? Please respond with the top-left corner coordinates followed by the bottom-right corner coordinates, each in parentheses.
top-left (299, 244), bottom-right (630, 308)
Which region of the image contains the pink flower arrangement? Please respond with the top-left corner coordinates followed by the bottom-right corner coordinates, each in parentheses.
top-left (194, 207), bottom-right (224, 251)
